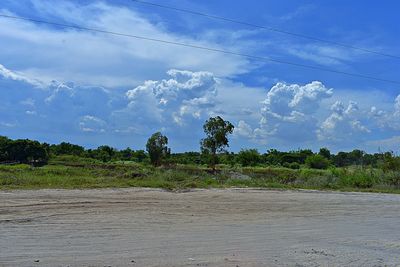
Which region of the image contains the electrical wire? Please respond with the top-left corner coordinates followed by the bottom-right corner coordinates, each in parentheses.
top-left (130, 0), bottom-right (400, 60)
top-left (1, 13), bottom-right (399, 85)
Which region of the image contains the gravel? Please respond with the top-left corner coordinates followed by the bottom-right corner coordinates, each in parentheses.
top-left (1, 188), bottom-right (400, 266)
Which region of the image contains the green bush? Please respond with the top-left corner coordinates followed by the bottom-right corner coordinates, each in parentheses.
top-left (337, 168), bottom-right (379, 188)
top-left (383, 156), bottom-right (400, 172)
top-left (351, 173), bottom-right (376, 188)
top-left (385, 172), bottom-right (400, 187)
top-left (237, 149), bottom-right (260, 167)
top-left (305, 154), bottom-right (330, 169)
top-left (283, 162), bottom-right (300, 169)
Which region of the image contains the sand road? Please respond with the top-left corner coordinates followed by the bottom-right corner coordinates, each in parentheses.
top-left (1, 188), bottom-right (400, 266)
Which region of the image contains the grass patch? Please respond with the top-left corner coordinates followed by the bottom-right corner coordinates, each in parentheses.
top-left (1, 163), bottom-right (400, 194)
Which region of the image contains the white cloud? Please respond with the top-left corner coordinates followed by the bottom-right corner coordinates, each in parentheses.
top-left (0, 122), bottom-right (17, 128)
top-left (20, 98), bottom-right (35, 107)
top-left (1, 60), bottom-right (399, 152)
top-left (279, 5), bottom-right (315, 21)
top-left (235, 120), bottom-right (254, 139)
top-left (0, 0), bottom-right (251, 87)
top-left (284, 40), bottom-right (379, 67)
top-left (79, 115), bottom-right (106, 133)
top-left (123, 69), bottom-right (217, 128)
top-left (25, 110), bottom-right (37, 116)
top-left (0, 1), bottom-right (398, 152)
top-left (287, 47), bottom-right (344, 66)
top-left (395, 95), bottom-right (400, 115)
top-left (233, 81), bottom-right (400, 152)
top-left (0, 64), bottom-right (44, 87)
top-left (318, 101), bottom-right (370, 142)
top-left (382, 94), bottom-right (400, 131)
top-left (257, 81), bottom-right (333, 142)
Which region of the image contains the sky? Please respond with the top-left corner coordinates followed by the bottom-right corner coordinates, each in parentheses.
top-left (0, 0), bottom-right (399, 153)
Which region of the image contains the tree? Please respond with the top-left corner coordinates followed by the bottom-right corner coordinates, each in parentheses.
top-left (319, 147), bottom-right (331, 160)
top-left (333, 151), bottom-right (349, 167)
top-left (0, 136), bottom-right (11, 161)
top-left (89, 145), bottom-right (117, 162)
top-left (50, 142), bottom-right (85, 156)
top-left (264, 149), bottom-right (281, 165)
top-left (7, 139), bottom-right (48, 164)
top-left (297, 149), bottom-right (314, 163)
top-left (119, 147), bottom-right (133, 161)
top-left (237, 149), bottom-right (260, 166)
top-left (200, 116), bottom-right (234, 170)
top-left (382, 152), bottom-right (400, 172)
top-left (146, 132), bottom-right (170, 166)
top-left (132, 150), bottom-right (147, 163)
top-left (348, 149), bottom-right (365, 165)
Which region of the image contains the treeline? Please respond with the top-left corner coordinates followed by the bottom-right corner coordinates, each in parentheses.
top-left (1, 135), bottom-right (399, 171)
top-left (0, 136), bottom-right (147, 165)
top-left (0, 136), bottom-right (49, 165)
top-left (170, 148), bottom-right (399, 170)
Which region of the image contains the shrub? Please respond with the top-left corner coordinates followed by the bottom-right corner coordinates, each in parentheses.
top-left (305, 154), bottom-right (330, 169)
top-left (351, 173), bottom-right (376, 188)
top-left (289, 162), bottom-right (300, 169)
top-left (383, 156), bottom-right (400, 172)
top-left (237, 149), bottom-right (260, 166)
top-left (337, 168), bottom-right (379, 188)
top-left (385, 172), bottom-right (400, 187)
top-left (283, 162), bottom-right (300, 169)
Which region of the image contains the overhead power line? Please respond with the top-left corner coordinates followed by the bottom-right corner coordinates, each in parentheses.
top-left (0, 14), bottom-right (399, 85)
top-left (130, 0), bottom-right (400, 60)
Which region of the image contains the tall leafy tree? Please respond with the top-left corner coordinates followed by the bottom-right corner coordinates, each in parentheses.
top-left (7, 139), bottom-right (48, 164)
top-left (146, 132), bottom-right (170, 166)
top-left (132, 150), bottom-right (147, 163)
top-left (119, 147), bottom-right (133, 161)
top-left (201, 116), bottom-right (234, 170)
top-left (319, 147), bottom-right (331, 160)
top-left (89, 145), bottom-right (117, 162)
top-left (0, 136), bottom-right (11, 161)
top-left (51, 142), bottom-right (85, 156)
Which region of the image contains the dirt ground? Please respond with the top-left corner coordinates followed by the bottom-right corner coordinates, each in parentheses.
top-left (1, 188), bottom-right (400, 267)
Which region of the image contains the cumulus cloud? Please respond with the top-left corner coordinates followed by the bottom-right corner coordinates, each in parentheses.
top-left (123, 69), bottom-right (217, 128)
top-left (1, 60), bottom-right (399, 152)
top-left (318, 101), bottom-right (370, 142)
top-left (235, 81), bottom-right (400, 151)
top-left (379, 94), bottom-right (400, 131)
top-left (235, 120), bottom-right (255, 139)
top-left (257, 81), bottom-right (333, 141)
top-left (1, 1), bottom-right (398, 152)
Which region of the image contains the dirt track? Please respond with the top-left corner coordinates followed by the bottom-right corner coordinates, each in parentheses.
top-left (1, 188), bottom-right (400, 267)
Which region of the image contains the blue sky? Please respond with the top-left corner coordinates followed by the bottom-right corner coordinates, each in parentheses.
top-left (0, 0), bottom-right (399, 153)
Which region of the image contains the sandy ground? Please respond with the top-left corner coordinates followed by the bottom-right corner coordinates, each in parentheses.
top-left (1, 188), bottom-right (400, 267)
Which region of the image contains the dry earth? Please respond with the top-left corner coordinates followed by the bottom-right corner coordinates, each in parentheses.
top-left (1, 188), bottom-right (400, 267)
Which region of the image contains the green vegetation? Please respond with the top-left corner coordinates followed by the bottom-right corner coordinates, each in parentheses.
top-left (146, 132), bottom-right (170, 166)
top-left (1, 115), bottom-right (400, 193)
top-left (1, 159), bottom-right (399, 193)
top-left (305, 154), bottom-right (330, 169)
top-left (237, 149), bottom-right (261, 167)
top-left (200, 116), bottom-right (234, 170)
